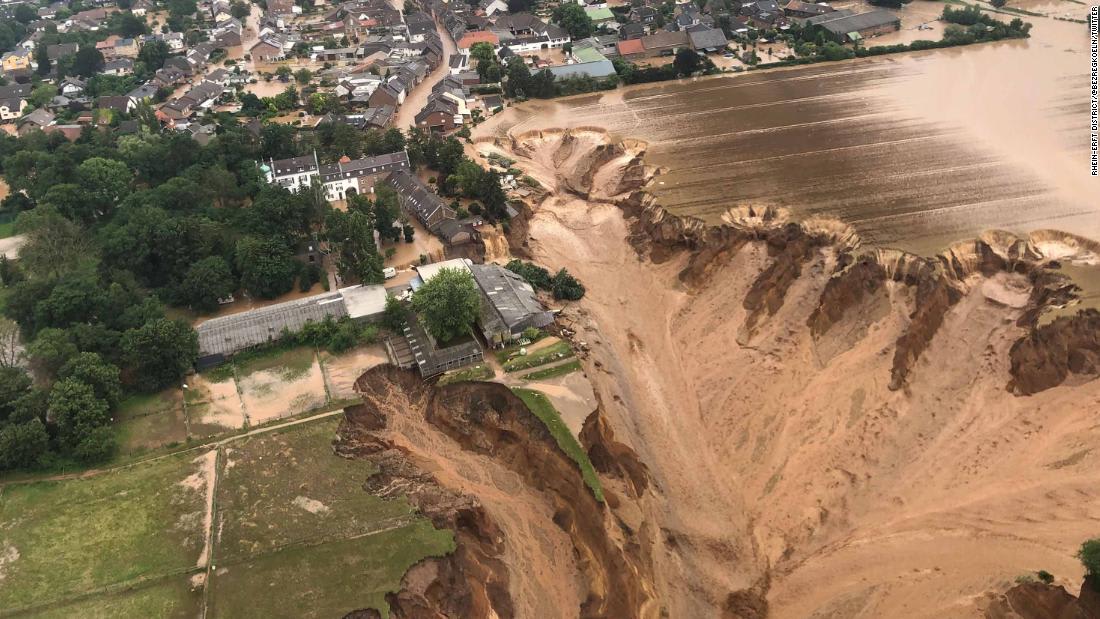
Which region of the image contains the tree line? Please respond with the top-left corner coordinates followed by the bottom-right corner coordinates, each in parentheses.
top-left (0, 119), bottom-right (421, 471)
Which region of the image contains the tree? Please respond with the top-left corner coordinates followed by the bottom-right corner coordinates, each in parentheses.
top-left (552, 3), bottom-right (594, 39)
top-left (294, 68), bottom-right (312, 83)
top-left (551, 268), bottom-right (585, 300)
top-left (27, 328), bottom-right (78, 378)
top-left (674, 48), bottom-right (702, 76)
top-left (72, 47), bottom-right (106, 78)
top-left (0, 366), bottom-right (32, 420)
top-left (15, 206), bottom-right (93, 278)
top-left (1079, 539), bottom-right (1100, 583)
top-left (382, 295), bottom-right (407, 331)
top-left (0, 318), bottom-right (20, 368)
top-left (121, 318), bottom-right (198, 392)
top-left (77, 157), bottom-right (132, 220)
top-left (59, 352), bottom-right (123, 409)
top-left (0, 418), bottom-right (48, 470)
top-left (235, 236), bottom-right (297, 298)
top-left (50, 377), bottom-right (111, 450)
top-left (410, 267), bottom-right (480, 343)
top-left (35, 42), bottom-right (51, 76)
top-left (137, 39), bottom-right (170, 72)
top-left (179, 256), bottom-right (236, 313)
top-left (29, 83), bottom-right (57, 108)
top-left (504, 56), bottom-right (532, 98)
top-left (114, 12), bottom-right (148, 37)
top-left (324, 209), bottom-right (384, 284)
top-left (14, 4), bottom-right (37, 23)
top-left (275, 65), bottom-right (293, 79)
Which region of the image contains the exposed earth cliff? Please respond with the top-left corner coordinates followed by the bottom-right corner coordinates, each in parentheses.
top-left (468, 128), bottom-right (1100, 617)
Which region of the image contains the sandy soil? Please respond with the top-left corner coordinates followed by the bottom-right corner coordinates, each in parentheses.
top-left (320, 345), bottom-right (389, 400)
top-left (479, 128), bottom-right (1100, 617)
top-left (522, 371), bottom-right (596, 437)
top-left (362, 375), bottom-right (587, 616)
top-left (237, 355), bottom-right (327, 425)
top-left (186, 375), bottom-right (247, 433)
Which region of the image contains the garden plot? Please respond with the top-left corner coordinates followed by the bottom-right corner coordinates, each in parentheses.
top-left (235, 348), bottom-right (328, 425)
top-left (319, 344), bottom-right (389, 400)
top-left (184, 372), bottom-right (246, 438)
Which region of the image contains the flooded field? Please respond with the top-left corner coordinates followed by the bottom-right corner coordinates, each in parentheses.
top-left (479, 5), bottom-right (1095, 254)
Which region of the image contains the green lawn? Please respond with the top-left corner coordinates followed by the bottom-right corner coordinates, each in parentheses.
top-left (208, 521), bottom-right (454, 619)
top-left (210, 419), bottom-right (454, 617)
top-left (215, 420), bottom-right (419, 562)
top-left (520, 359), bottom-right (582, 381)
top-left (512, 388), bottom-right (603, 502)
top-left (0, 454), bottom-right (209, 612)
top-left (114, 390), bottom-right (187, 456)
top-left (0, 220), bottom-right (15, 239)
top-left (437, 363), bottom-right (494, 385)
top-left (502, 340), bottom-right (575, 373)
top-left (24, 576), bottom-right (201, 619)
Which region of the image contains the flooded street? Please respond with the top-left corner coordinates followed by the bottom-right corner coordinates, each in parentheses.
top-left (479, 5), bottom-right (1095, 254)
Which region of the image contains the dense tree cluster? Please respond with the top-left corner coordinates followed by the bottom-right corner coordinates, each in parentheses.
top-left (406, 130), bottom-right (510, 222)
top-left (0, 119), bottom-right (418, 470)
top-left (505, 260), bottom-right (586, 301)
top-left (411, 268), bottom-right (481, 343)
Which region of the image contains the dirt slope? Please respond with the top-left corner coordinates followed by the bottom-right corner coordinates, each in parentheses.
top-left (463, 128), bottom-right (1100, 618)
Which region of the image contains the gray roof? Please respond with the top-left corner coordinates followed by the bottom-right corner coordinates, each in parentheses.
top-left (317, 150), bottom-right (409, 182)
top-left (814, 9), bottom-right (899, 34)
top-left (271, 153), bottom-right (319, 177)
top-left (196, 292), bottom-right (348, 356)
top-left (688, 27), bottom-right (728, 50)
top-left (546, 59), bottom-right (617, 80)
top-left (469, 264), bottom-right (554, 342)
top-left (804, 8), bottom-right (854, 25)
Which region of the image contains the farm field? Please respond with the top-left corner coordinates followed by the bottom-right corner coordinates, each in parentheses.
top-left (1, 419), bottom-right (452, 618)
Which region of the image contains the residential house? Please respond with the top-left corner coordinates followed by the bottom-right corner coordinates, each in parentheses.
top-left (97, 95), bottom-right (135, 113)
top-left (46, 43), bottom-right (79, 64)
top-left (131, 0), bottom-right (155, 16)
top-left (686, 25), bottom-right (728, 51)
top-left (60, 77), bottom-right (87, 96)
top-left (250, 37), bottom-right (286, 61)
top-left (385, 169), bottom-right (456, 231)
top-left (783, 0), bottom-right (835, 19)
top-left (1, 48), bottom-right (33, 75)
top-left (17, 108), bottom-right (55, 135)
top-left (478, 0), bottom-right (508, 16)
top-left (414, 91), bottom-right (467, 133)
top-left (103, 58), bottom-right (134, 76)
top-left (316, 150), bottom-right (411, 200)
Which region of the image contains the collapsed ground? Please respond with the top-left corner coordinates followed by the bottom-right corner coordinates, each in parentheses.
top-left (457, 128), bottom-right (1100, 617)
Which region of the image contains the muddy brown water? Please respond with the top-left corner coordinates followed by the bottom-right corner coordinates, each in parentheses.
top-left (481, 7), bottom-right (1096, 255)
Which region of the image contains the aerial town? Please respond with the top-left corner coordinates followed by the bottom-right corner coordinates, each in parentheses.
top-left (0, 0), bottom-right (1098, 615)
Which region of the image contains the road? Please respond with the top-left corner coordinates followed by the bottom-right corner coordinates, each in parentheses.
top-left (392, 18), bottom-right (457, 130)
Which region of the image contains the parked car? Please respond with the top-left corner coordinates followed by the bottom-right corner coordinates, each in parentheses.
top-left (383, 267), bottom-right (397, 279)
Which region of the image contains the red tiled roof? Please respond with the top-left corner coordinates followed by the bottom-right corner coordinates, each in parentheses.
top-left (616, 39), bottom-right (645, 55)
top-left (458, 30), bottom-right (500, 48)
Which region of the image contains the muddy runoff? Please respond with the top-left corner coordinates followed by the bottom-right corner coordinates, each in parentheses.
top-left (336, 365), bottom-right (658, 619)
top-left (458, 127), bottom-right (1100, 617)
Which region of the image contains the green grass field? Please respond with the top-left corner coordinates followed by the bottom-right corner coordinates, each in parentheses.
top-left (208, 520), bottom-right (453, 618)
top-left (25, 576), bottom-right (202, 619)
top-left (208, 419), bottom-right (454, 616)
top-left (0, 220), bottom-right (15, 239)
top-left (520, 359), bottom-right (582, 381)
top-left (215, 420), bottom-right (419, 561)
top-left (437, 363), bottom-right (494, 385)
top-left (512, 388), bottom-right (603, 502)
top-left (502, 340), bottom-right (575, 373)
top-left (0, 454), bottom-right (208, 613)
